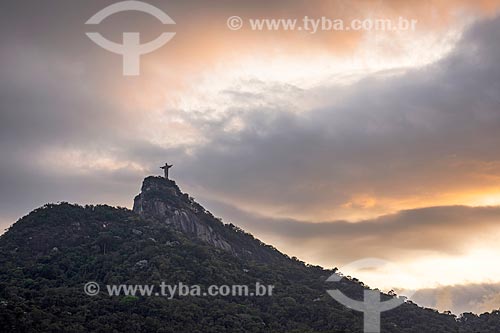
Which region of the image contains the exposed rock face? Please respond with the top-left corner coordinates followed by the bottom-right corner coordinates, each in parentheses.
top-left (133, 177), bottom-right (233, 252)
top-left (167, 210), bottom-right (233, 251)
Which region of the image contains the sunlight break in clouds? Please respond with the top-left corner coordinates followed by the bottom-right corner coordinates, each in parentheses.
top-left (2, 0), bottom-right (500, 315)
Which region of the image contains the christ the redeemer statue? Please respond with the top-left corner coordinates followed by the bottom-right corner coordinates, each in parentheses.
top-left (160, 163), bottom-right (173, 179)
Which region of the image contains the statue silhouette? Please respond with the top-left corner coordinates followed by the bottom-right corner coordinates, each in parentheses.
top-left (160, 163), bottom-right (173, 179)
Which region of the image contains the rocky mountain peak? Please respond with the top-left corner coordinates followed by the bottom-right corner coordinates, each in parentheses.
top-left (133, 176), bottom-right (185, 212)
top-left (133, 176), bottom-right (233, 252)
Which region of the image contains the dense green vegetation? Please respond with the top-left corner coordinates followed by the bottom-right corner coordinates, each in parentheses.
top-left (0, 201), bottom-right (498, 332)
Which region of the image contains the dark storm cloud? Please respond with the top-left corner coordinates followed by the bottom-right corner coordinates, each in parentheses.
top-left (201, 200), bottom-right (500, 264)
top-left (176, 15), bottom-right (500, 219)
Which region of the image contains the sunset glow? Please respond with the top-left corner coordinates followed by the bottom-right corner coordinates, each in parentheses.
top-left (3, 0), bottom-right (500, 315)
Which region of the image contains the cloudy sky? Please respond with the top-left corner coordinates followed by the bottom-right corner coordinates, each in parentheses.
top-left (2, 0), bottom-right (500, 314)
